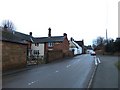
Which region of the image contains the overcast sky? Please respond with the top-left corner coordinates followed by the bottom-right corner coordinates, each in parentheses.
top-left (0, 0), bottom-right (119, 45)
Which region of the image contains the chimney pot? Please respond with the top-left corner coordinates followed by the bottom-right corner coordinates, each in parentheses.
top-left (48, 27), bottom-right (51, 37)
top-left (29, 32), bottom-right (32, 36)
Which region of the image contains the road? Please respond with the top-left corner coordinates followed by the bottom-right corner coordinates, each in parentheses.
top-left (92, 55), bottom-right (119, 88)
top-left (2, 54), bottom-right (95, 88)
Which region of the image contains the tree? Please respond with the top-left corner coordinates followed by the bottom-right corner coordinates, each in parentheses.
top-left (114, 38), bottom-right (120, 52)
top-left (92, 36), bottom-right (105, 50)
top-left (1, 20), bottom-right (16, 31)
top-left (105, 38), bottom-right (115, 53)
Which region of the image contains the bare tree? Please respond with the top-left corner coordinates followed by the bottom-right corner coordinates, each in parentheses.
top-left (92, 36), bottom-right (105, 50)
top-left (1, 20), bottom-right (16, 31)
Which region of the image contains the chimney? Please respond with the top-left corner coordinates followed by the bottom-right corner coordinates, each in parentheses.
top-left (63, 33), bottom-right (67, 38)
top-left (29, 32), bottom-right (32, 36)
top-left (48, 27), bottom-right (51, 37)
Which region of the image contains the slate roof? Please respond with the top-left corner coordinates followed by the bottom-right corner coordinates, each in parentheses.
top-left (33, 36), bottom-right (64, 43)
top-left (75, 41), bottom-right (84, 47)
top-left (0, 28), bottom-right (65, 44)
top-left (0, 29), bottom-right (32, 44)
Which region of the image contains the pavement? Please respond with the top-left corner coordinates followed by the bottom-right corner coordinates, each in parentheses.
top-left (2, 54), bottom-right (96, 88)
top-left (91, 55), bottom-right (119, 88)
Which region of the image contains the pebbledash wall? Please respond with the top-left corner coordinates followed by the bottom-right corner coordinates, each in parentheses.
top-left (2, 41), bottom-right (27, 72)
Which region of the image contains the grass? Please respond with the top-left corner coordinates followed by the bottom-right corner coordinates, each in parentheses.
top-left (115, 61), bottom-right (120, 70)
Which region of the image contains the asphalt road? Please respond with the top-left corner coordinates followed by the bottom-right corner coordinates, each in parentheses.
top-left (92, 55), bottom-right (119, 88)
top-left (2, 54), bottom-right (95, 88)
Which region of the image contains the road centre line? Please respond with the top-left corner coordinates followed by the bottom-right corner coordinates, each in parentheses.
top-left (55, 70), bottom-right (59, 73)
top-left (66, 65), bottom-right (71, 68)
top-left (28, 80), bottom-right (38, 86)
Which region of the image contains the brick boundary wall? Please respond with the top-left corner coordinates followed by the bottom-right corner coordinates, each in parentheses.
top-left (2, 41), bottom-right (27, 72)
top-left (47, 50), bottom-right (63, 62)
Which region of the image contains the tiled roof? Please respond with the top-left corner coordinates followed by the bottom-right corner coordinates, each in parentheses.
top-left (33, 36), bottom-right (64, 43)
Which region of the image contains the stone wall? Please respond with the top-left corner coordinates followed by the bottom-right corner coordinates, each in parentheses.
top-left (2, 41), bottom-right (27, 72)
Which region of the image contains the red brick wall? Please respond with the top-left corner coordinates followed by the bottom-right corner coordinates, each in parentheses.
top-left (2, 41), bottom-right (27, 72)
top-left (45, 37), bottom-right (69, 56)
top-left (47, 50), bottom-right (63, 62)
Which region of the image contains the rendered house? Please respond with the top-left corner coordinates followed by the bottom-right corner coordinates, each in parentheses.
top-left (75, 40), bottom-right (85, 54)
top-left (69, 38), bottom-right (82, 55)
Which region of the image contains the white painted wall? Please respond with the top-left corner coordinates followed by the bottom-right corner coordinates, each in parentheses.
top-left (31, 43), bottom-right (44, 56)
top-left (69, 40), bottom-right (82, 55)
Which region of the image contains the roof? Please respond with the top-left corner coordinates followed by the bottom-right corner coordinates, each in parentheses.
top-left (0, 29), bottom-right (32, 44)
top-left (75, 40), bottom-right (84, 47)
top-left (33, 36), bottom-right (64, 43)
top-left (13, 31), bottom-right (32, 41)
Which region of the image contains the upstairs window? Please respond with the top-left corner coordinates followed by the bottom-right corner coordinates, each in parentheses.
top-left (48, 42), bottom-right (54, 47)
top-left (35, 43), bottom-right (39, 46)
top-left (33, 50), bottom-right (40, 55)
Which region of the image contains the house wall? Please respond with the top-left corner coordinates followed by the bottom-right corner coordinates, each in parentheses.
top-left (45, 37), bottom-right (69, 56)
top-left (31, 43), bottom-right (44, 56)
top-left (2, 41), bottom-right (27, 72)
top-left (47, 50), bottom-right (63, 62)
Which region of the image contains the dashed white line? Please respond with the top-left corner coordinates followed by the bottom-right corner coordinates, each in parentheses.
top-left (66, 65), bottom-right (71, 68)
top-left (28, 80), bottom-right (38, 86)
top-left (55, 70), bottom-right (59, 73)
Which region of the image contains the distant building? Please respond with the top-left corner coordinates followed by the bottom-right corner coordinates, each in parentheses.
top-left (75, 40), bottom-right (85, 54)
top-left (69, 38), bottom-right (82, 55)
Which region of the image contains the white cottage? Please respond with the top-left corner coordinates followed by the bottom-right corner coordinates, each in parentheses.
top-left (69, 38), bottom-right (82, 55)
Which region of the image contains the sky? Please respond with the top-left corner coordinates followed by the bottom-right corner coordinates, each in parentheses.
top-left (0, 0), bottom-right (119, 45)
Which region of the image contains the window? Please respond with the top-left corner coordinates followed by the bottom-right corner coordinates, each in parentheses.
top-left (33, 50), bottom-right (40, 55)
top-left (48, 42), bottom-right (54, 47)
top-left (35, 43), bottom-right (39, 46)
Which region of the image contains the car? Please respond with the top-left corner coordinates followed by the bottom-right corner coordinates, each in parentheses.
top-left (90, 51), bottom-right (96, 56)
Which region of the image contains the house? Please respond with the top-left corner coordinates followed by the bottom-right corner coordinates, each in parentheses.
top-left (69, 38), bottom-right (82, 55)
top-left (75, 40), bottom-right (85, 54)
top-left (0, 28), bottom-right (28, 71)
top-left (31, 28), bottom-right (71, 63)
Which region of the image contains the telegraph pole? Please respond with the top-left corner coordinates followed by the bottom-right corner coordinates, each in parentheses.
top-left (106, 29), bottom-right (108, 43)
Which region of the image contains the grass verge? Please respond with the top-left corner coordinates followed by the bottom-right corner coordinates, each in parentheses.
top-left (115, 61), bottom-right (120, 70)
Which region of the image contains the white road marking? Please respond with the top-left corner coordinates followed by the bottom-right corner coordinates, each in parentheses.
top-left (55, 70), bottom-right (59, 73)
top-left (97, 58), bottom-right (101, 64)
top-left (95, 57), bottom-right (98, 66)
top-left (66, 65), bottom-right (71, 68)
top-left (28, 80), bottom-right (38, 86)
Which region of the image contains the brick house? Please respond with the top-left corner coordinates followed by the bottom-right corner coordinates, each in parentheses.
top-left (31, 28), bottom-right (71, 63)
top-left (0, 29), bottom-right (28, 72)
